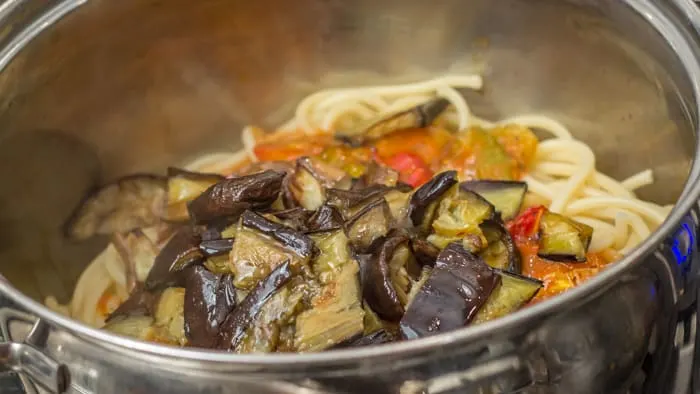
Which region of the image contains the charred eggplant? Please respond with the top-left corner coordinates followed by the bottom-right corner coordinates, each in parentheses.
top-left (344, 198), bottom-right (393, 252)
top-left (473, 270), bottom-right (543, 324)
top-left (427, 187), bottom-right (495, 250)
top-left (65, 174), bottom-right (167, 240)
top-left (460, 180), bottom-right (527, 221)
top-left (187, 170), bottom-right (284, 224)
top-left (408, 171), bottom-right (458, 232)
top-left (537, 211), bottom-right (593, 262)
top-left (154, 287), bottom-right (187, 345)
top-left (145, 227), bottom-right (203, 290)
top-left (165, 167), bottom-right (225, 221)
top-left (305, 204), bottom-right (345, 233)
top-left (199, 238), bottom-right (235, 257)
top-left (287, 157), bottom-right (350, 210)
top-left (479, 220), bottom-right (521, 273)
top-left (400, 242), bottom-right (500, 339)
top-left (217, 261), bottom-right (294, 350)
top-left (337, 98), bottom-right (450, 146)
top-left (184, 266), bottom-right (237, 348)
top-left (229, 211), bottom-right (315, 290)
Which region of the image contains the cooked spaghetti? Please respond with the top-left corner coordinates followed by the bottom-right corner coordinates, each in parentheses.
top-left (46, 76), bottom-right (671, 352)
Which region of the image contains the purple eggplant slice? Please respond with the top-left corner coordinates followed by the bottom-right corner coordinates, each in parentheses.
top-left (399, 242), bottom-right (500, 339)
top-left (187, 170), bottom-right (284, 224)
top-left (472, 270), bottom-right (542, 324)
top-left (217, 260), bottom-right (294, 350)
top-left (145, 227), bottom-right (203, 290)
top-left (336, 98), bottom-right (450, 146)
top-left (184, 266), bottom-right (237, 348)
top-left (410, 237), bottom-right (441, 267)
top-left (479, 220), bottom-right (521, 273)
top-left (64, 174), bottom-right (167, 240)
top-left (229, 211), bottom-right (315, 290)
top-left (154, 287), bottom-right (187, 345)
top-left (537, 211), bottom-right (593, 262)
top-left (408, 171), bottom-right (458, 232)
top-left (427, 187), bottom-right (495, 250)
top-left (165, 167), bottom-right (225, 221)
top-left (199, 238), bottom-right (235, 257)
top-left (344, 198), bottom-right (392, 253)
top-left (271, 207), bottom-right (313, 231)
top-left (333, 329), bottom-right (396, 349)
top-left (305, 204), bottom-right (345, 234)
top-left (326, 185), bottom-right (390, 217)
top-left (361, 231), bottom-right (414, 322)
top-left (460, 180), bottom-right (527, 221)
top-left (286, 157), bottom-right (350, 210)
top-left (352, 162), bottom-right (399, 189)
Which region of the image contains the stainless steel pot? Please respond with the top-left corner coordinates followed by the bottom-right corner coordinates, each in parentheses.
top-left (0, 0), bottom-right (699, 393)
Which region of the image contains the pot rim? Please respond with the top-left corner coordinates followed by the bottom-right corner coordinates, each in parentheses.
top-left (2, 0), bottom-right (700, 366)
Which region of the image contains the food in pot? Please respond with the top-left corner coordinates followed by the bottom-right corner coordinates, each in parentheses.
top-left (48, 76), bottom-right (671, 352)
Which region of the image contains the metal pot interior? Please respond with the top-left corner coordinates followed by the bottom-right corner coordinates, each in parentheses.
top-left (0, 0), bottom-right (696, 325)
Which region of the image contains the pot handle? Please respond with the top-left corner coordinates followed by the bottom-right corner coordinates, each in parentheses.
top-left (0, 308), bottom-right (70, 394)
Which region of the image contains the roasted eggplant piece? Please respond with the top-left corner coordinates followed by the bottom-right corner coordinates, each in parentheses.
top-left (145, 227), bottom-right (203, 290)
top-left (405, 266), bottom-right (432, 307)
top-left (305, 204), bottom-right (345, 234)
top-left (473, 270), bottom-right (543, 324)
top-left (408, 171), bottom-right (458, 233)
top-left (217, 261), bottom-right (294, 350)
top-left (336, 98), bottom-right (450, 146)
top-left (344, 198), bottom-right (392, 252)
top-left (410, 238), bottom-right (440, 267)
top-left (65, 174), bottom-right (167, 240)
top-left (286, 157), bottom-right (350, 210)
top-left (400, 243), bottom-right (500, 339)
top-left (154, 287), bottom-right (187, 345)
top-left (460, 180), bottom-right (527, 221)
top-left (294, 262), bottom-right (365, 352)
top-left (352, 162), bottom-right (400, 189)
top-left (326, 185), bottom-right (390, 217)
top-left (103, 315), bottom-right (156, 340)
top-left (479, 220), bottom-right (521, 273)
top-left (310, 230), bottom-right (352, 284)
top-left (203, 254), bottom-right (232, 275)
top-left (385, 189), bottom-right (412, 225)
top-left (199, 238), bottom-right (235, 257)
top-left (333, 329), bottom-right (395, 349)
top-left (187, 170), bottom-right (284, 224)
top-left (238, 283), bottom-right (306, 353)
top-left (229, 211), bottom-right (315, 290)
top-left (112, 230), bottom-right (159, 286)
top-left (426, 186), bottom-right (495, 250)
top-left (184, 266), bottom-right (237, 348)
top-left (361, 231), bottom-right (415, 322)
top-left (105, 285), bottom-right (158, 323)
top-left (537, 211), bottom-right (593, 262)
top-left (165, 167), bottom-right (225, 221)
top-left (271, 207), bottom-right (313, 231)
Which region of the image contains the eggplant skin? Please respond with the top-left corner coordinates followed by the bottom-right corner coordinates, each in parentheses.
top-left (305, 204), bottom-right (345, 234)
top-left (187, 170), bottom-right (285, 224)
top-left (184, 266), bottom-right (237, 348)
top-left (145, 227), bottom-right (203, 290)
top-left (472, 270), bottom-right (542, 324)
top-left (198, 238), bottom-right (235, 257)
top-left (337, 98), bottom-right (450, 146)
top-left (460, 180), bottom-right (527, 221)
top-left (400, 242), bottom-right (500, 339)
top-left (105, 285), bottom-right (158, 323)
top-left (479, 219), bottom-right (521, 274)
top-left (241, 210), bottom-right (316, 259)
top-left (361, 231), bottom-right (411, 322)
top-left (410, 237), bottom-right (441, 267)
top-left (408, 171), bottom-right (458, 229)
top-left (64, 174), bottom-right (167, 240)
top-left (333, 329), bottom-right (395, 349)
top-left (217, 261), bottom-right (294, 350)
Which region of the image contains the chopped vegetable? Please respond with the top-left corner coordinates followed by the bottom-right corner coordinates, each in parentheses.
top-left (165, 167), bottom-right (224, 221)
top-left (460, 180), bottom-right (528, 221)
top-left (106, 285), bottom-right (158, 323)
top-left (217, 261), bottom-right (294, 350)
top-left (65, 175), bottom-right (167, 240)
top-left (336, 98), bottom-right (450, 146)
top-left (187, 170), bottom-right (285, 224)
top-left (480, 220), bottom-right (521, 273)
top-left (199, 238), bottom-right (235, 257)
top-left (383, 153), bottom-right (433, 188)
top-left (228, 211), bottom-right (315, 290)
top-left (473, 270), bottom-right (542, 324)
top-left (399, 242), bottom-right (500, 339)
top-left (537, 211), bottom-right (593, 262)
top-left (408, 171), bottom-right (458, 233)
top-left (305, 204), bottom-right (345, 234)
top-left (361, 231), bottom-right (414, 322)
top-left (104, 315), bottom-right (156, 340)
top-left (154, 287), bottom-right (187, 345)
top-left (145, 227), bottom-right (203, 290)
top-left (507, 205), bottom-right (546, 241)
top-left (333, 329), bottom-right (395, 349)
top-left (287, 157), bottom-right (348, 210)
top-left (427, 187), bottom-right (494, 250)
top-left (310, 230), bottom-right (352, 284)
top-left (344, 198), bottom-right (392, 252)
top-left (184, 266), bottom-right (237, 348)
